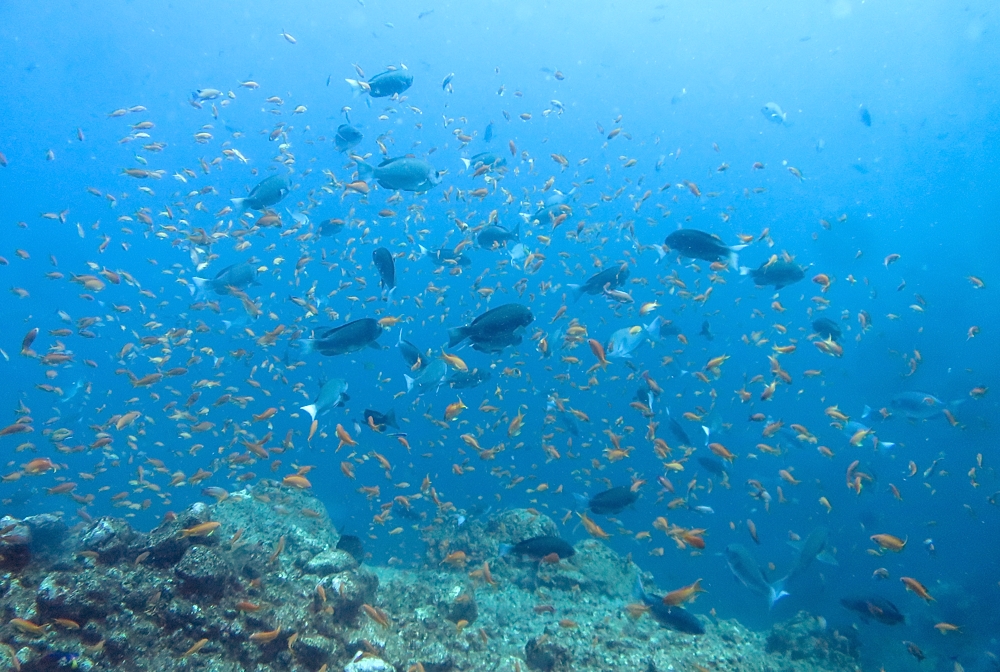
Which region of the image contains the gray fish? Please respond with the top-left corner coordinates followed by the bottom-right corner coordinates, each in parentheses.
top-left (192, 261), bottom-right (260, 296)
top-left (300, 318), bottom-right (383, 356)
top-left (665, 229), bottom-right (746, 265)
top-left (301, 378), bottom-right (349, 421)
top-left (363, 408), bottom-right (398, 430)
top-left (419, 245), bottom-right (470, 267)
top-left (447, 303), bottom-right (534, 353)
top-left (317, 218), bottom-right (345, 237)
top-left (634, 577), bottom-right (705, 635)
top-left (396, 330), bottom-right (426, 369)
top-left (447, 368), bottom-right (491, 390)
top-left (740, 259), bottom-right (805, 289)
top-left (358, 157), bottom-right (442, 192)
top-left (890, 392), bottom-right (959, 422)
top-left (761, 102), bottom-right (788, 124)
top-left (568, 263), bottom-right (630, 302)
top-left (585, 486), bottom-right (638, 515)
top-left (335, 124), bottom-right (363, 152)
top-left (859, 106), bottom-right (872, 127)
top-left (231, 174), bottom-right (290, 211)
top-left (725, 544), bottom-right (788, 607)
top-left (785, 526), bottom-right (837, 581)
top-left (372, 247), bottom-right (395, 298)
top-left (504, 535), bottom-right (574, 560)
top-left (404, 358), bottom-right (447, 393)
top-left (347, 69), bottom-right (413, 98)
top-left (477, 223), bottom-right (519, 249)
top-left (812, 317), bottom-right (842, 342)
top-left (483, 122), bottom-right (494, 143)
top-left (463, 152), bottom-right (506, 170)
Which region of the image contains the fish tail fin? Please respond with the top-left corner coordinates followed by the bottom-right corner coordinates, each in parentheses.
top-left (299, 339), bottom-right (316, 355)
top-left (861, 405), bottom-right (872, 419)
top-left (701, 425), bottom-right (711, 445)
top-left (301, 404), bottom-right (318, 422)
top-left (572, 493), bottom-right (589, 510)
top-left (633, 575), bottom-right (647, 602)
top-left (356, 160), bottom-right (375, 181)
top-left (385, 408), bottom-right (398, 428)
top-left (738, 265), bottom-right (751, 276)
top-left (404, 374), bottom-right (415, 393)
top-left (230, 197), bottom-right (248, 211)
top-left (461, 158), bottom-right (471, 170)
top-left (447, 326), bottom-right (470, 348)
top-left (768, 583), bottom-right (790, 609)
top-left (417, 244), bottom-right (429, 258)
top-left (190, 277), bottom-right (210, 297)
top-left (345, 78), bottom-right (369, 97)
top-left (568, 284), bottom-right (583, 302)
top-left (645, 316), bottom-right (661, 341)
top-left (498, 543), bottom-right (514, 556)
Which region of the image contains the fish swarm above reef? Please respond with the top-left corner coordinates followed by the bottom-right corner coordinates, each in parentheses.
top-left (0, 484), bottom-right (857, 672)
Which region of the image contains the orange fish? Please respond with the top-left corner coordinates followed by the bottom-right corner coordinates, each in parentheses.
top-left (661, 578), bottom-right (706, 606)
top-left (900, 576), bottom-right (934, 602)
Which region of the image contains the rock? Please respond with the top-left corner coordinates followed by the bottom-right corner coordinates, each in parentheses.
top-left (556, 539), bottom-right (636, 598)
top-left (344, 655), bottom-right (394, 672)
top-left (316, 570), bottom-right (378, 626)
top-left (36, 572), bottom-right (115, 622)
top-left (293, 635), bottom-right (337, 670)
top-left (303, 548), bottom-right (358, 575)
top-left (524, 636), bottom-right (570, 672)
top-left (79, 518), bottom-right (139, 564)
top-left (22, 513), bottom-right (68, 551)
top-left (174, 545), bottom-right (235, 599)
top-left (0, 518), bottom-right (32, 572)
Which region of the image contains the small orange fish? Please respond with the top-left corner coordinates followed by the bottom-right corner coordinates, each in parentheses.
top-left (900, 576), bottom-right (934, 602)
top-left (661, 578), bottom-right (706, 606)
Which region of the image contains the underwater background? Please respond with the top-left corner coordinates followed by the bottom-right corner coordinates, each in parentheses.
top-left (1, 1), bottom-right (999, 670)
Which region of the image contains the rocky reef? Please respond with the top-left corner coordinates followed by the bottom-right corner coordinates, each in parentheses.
top-left (0, 483), bottom-right (860, 672)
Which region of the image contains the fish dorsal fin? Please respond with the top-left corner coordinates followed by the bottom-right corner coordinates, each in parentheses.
top-left (214, 263), bottom-right (235, 278)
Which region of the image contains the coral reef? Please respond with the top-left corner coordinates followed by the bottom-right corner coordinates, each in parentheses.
top-left (0, 485), bottom-right (861, 672)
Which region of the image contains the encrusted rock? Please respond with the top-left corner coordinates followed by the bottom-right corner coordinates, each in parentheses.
top-left (525, 636), bottom-right (570, 671)
top-left (174, 544), bottom-right (235, 599)
top-left (344, 655), bottom-right (394, 672)
top-left (22, 512), bottom-right (68, 551)
top-left (79, 517), bottom-right (139, 564)
top-left (304, 548), bottom-right (358, 575)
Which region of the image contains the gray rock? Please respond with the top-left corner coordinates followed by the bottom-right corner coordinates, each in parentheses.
top-left (23, 512), bottom-right (68, 551)
top-left (79, 518), bottom-right (139, 564)
top-left (303, 548), bottom-right (358, 576)
top-left (174, 545), bottom-right (235, 599)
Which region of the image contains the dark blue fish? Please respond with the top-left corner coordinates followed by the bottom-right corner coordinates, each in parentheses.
top-left (484, 121), bottom-right (494, 143)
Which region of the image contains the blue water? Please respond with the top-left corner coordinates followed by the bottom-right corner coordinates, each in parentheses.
top-left (1, 1), bottom-right (998, 668)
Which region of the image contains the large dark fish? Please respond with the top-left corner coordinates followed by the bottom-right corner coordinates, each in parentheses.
top-left (300, 318), bottom-right (383, 356)
top-left (358, 157), bottom-right (442, 192)
top-left (231, 174), bottom-right (290, 211)
top-left (665, 407), bottom-right (692, 446)
top-left (420, 245), bottom-right (471, 267)
top-left (317, 218), bottom-right (345, 237)
top-left (697, 457), bottom-right (727, 477)
top-left (363, 408), bottom-right (398, 430)
top-left (785, 526), bottom-right (837, 580)
top-left (301, 378), bottom-right (349, 421)
top-left (396, 330), bottom-right (426, 370)
top-left (447, 368), bottom-right (491, 389)
top-left (372, 247), bottom-right (395, 299)
top-left (812, 317), bottom-right (842, 342)
top-left (448, 303), bottom-right (534, 353)
top-left (334, 124), bottom-right (363, 152)
top-left (634, 578), bottom-right (705, 635)
top-left (741, 259), bottom-right (805, 289)
top-left (192, 261), bottom-right (259, 296)
top-left (504, 535), bottom-right (575, 560)
top-left (347, 69), bottom-right (413, 98)
top-left (568, 264), bottom-right (630, 302)
top-left (665, 229), bottom-right (745, 265)
top-left (477, 223), bottom-right (519, 249)
top-left (463, 151), bottom-right (505, 170)
top-left (725, 544), bottom-right (788, 607)
top-left (841, 596), bottom-right (904, 625)
top-left (586, 486), bottom-right (638, 515)
top-left (404, 359), bottom-right (447, 394)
